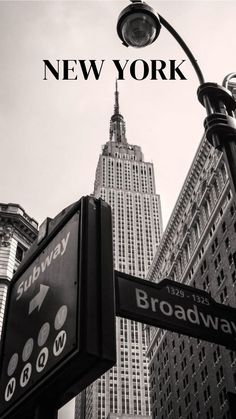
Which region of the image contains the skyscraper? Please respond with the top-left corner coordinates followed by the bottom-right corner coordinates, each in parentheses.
top-left (74, 83), bottom-right (162, 419)
top-left (146, 83), bottom-right (236, 419)
top-left (0, 203), bottom-right (38, 339)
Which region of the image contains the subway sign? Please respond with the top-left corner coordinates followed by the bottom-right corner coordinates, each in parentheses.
top-left (115, 271), bottom-right (236, 350)
top-left (0, 197), bottom-right (116, 419)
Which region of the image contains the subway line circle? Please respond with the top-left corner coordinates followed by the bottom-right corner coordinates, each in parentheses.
top-left (53, 330), bottom-right (67, 356)
top-left (20, 363), bottom-right (32, 388)
top-left (36, 347), bottom-right (49, 373)
top-left (38, 322), bottom-right (50, 347)
top-left (7, 353), bottom-right (18, 377)
top-left (22, 338), bottom-right (34, 362)
top-left (54, 305), bottom-right (68, 330)
top-left (4, 378), bottom-right (16, 402)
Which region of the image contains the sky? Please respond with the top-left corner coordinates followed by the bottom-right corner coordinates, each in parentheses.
top-left (1, 1), bottom-right (236, 418)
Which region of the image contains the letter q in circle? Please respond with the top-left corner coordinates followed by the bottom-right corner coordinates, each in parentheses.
top-left (36, 347), bottom-right (49, 373)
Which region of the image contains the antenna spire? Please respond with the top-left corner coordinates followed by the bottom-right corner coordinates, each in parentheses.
top-left (110, 80), bottom-right (127, 144)
top-left (114, 79), bottom-right (119, 115)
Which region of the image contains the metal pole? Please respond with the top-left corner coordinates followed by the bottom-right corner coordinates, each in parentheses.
top-left (221, 74), bottom-right (236, 197)
top-left (33, 403), bottom-right (58, 419)
top-left (221, 139), bottom-right (236, 199)
top-left (197, 82), bottom-right (236, 200)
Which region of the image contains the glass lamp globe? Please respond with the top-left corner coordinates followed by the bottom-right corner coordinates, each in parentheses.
top-left (117, 2), bottom-right (161, 48)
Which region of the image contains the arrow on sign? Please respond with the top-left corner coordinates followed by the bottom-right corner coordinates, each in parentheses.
top-left (29, 284), bottom-right (49, 315)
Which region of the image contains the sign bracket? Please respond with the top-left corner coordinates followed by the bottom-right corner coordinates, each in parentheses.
top-left (33, 404), bottom-right (58, 419)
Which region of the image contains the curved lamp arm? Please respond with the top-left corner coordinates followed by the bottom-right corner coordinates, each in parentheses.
top-left (223, 73), bottom-right (236, 89)
top-left (128, 0), bottom-right (205, 84)
top-left (158, 14), bottom-right (205, 85)
top-left (124, 1), bottom-right (236, 197)
top-left (159, 15), bottom-right (236, 204)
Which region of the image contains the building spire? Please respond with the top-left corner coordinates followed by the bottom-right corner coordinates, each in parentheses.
top-left (114, 79), bottom-right (119, 115)
top-left (110, 80), bottom-right (127, 144)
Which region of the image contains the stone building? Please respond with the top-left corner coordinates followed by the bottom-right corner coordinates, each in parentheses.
top-left (146, 84), bottom-right (236, 419)
top-left (0, 203), bottom-right (38, 339)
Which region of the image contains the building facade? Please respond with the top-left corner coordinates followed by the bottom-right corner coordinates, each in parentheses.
top-left (0, 203), bottom-right (38, 339)
top-left (147, 84), bottom-right (236, 419)
top-left (74, 84), bottom-right (162, 419)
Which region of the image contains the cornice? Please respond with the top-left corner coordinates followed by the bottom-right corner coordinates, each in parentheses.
top-left (0, 212), bottom-right (38, 244)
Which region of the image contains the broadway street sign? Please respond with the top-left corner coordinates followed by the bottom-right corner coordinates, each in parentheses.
top-left (115, 271), bottom-right (236, 351)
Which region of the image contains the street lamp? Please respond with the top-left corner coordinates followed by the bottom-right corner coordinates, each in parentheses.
top-left (117, 1), bottom-right (161, 48)
top-left (117, 0), bottom-right (236, 199)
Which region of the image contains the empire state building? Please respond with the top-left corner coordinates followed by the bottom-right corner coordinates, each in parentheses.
top-left (75, 83), bottom-right (162, 418)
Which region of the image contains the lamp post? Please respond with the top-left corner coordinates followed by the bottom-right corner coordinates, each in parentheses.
top-left (116, 0), bottom-right (236, 199)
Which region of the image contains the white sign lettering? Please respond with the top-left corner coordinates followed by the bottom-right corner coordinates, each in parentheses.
top-left (16, 232), bottom-right (70, 301)
top-left (135, 288), bottom-right (236, 336)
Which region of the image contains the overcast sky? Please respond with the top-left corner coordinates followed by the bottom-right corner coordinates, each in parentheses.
top-left (1, 1), bottom-right (236, 417)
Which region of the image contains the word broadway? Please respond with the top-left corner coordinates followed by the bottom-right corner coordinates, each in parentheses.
top-left (43, 59), bottom-right (188, 81)
top-left (136, 288), bottom-right (236, 337)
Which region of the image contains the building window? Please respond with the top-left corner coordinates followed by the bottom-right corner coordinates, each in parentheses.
top-left (228, 252), bottom-right (234, 266)
top-left (220, 286), bottom-right (228, 303)
top-left (196, 400), bottom-right (200, 413)
top-left (15, 244), bottom-right (25, 262)
top-left (214, 252), bottom-right (221, 270)
top-left (219, 387), bottom-right (227, 407)
top-left (211, 237), bottom-right (218, 254)
top-left (222, 221), bottom-right (227, 233)
top-left (220, 163), bottom-right (227, 183)
top-left (203, 275), bottom-right (210, 290)
top-left (201, 365), bottom-right (208, 382)
top-left (183, 374), bottom-right (189, 389)
top-left (200, 260), bottom-right (207, 275)
top-left (206, 406), bottom-right (214, 419)
top-left (181, 357), bottom-right (187, 370)
top-left (230, 351), bottom-right (236, 365)
top-left (199, 346), bottom-right (205, 363)
top-left (233, 372), bottom-right (236, 387)
top-left (213, 346), bottom-right (221, 364)
top-left (185, 392), bottom-right (191, 408)
top-left (217, 269), bottom-right (225, 286)
top-left (193, 220), bottom-right (201, 243)
top-left (204, 385), bottom-right (211, 402)
top-left (190, 345), bottom-right (193, 357)
top-left (225, 237), bottom-right (230, 250)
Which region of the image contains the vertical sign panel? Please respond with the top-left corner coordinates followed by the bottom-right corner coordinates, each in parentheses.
top-left (0, 197), bottom-right (116, 419)
top-left (0, 212), bottom-right (80, 416)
